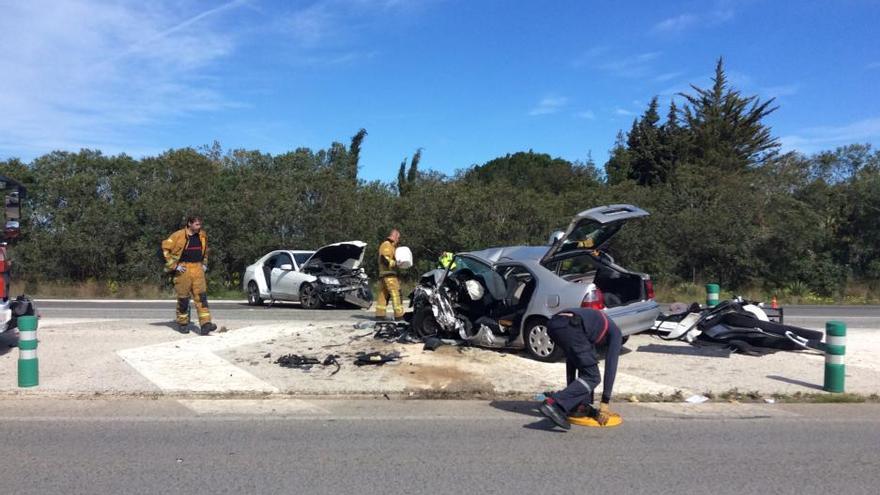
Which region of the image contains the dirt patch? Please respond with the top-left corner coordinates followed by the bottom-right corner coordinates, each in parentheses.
top-left (400, 363), bottom-right (495, 394)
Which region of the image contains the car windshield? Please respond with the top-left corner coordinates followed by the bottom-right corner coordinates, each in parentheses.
top-left (294, 252), bottom-right (314, 266)
top-left (451, 256), bottom-right (493, 277)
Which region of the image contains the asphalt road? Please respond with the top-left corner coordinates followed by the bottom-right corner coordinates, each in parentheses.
top-left (1, 400), bottom-right (878, 495)
top-left (33, 299), bottom-right (880, 329)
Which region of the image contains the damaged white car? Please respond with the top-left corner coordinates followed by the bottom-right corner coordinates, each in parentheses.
top-left (242, 241), bottom-right (372, 309)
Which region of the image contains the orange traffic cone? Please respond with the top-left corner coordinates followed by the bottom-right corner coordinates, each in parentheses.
top-left (771, 295), bottom-right (778, 309)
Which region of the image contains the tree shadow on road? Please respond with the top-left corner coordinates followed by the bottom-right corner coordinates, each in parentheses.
top-left (635, 343), bottom-right (731, 358)
top-left (766, 375), bottom-right (824, 391)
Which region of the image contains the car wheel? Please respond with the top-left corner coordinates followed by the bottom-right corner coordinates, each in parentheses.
top-left (411, 305), bottom-right (441, 339)
top-left (524, 318), bottom-right (564, 362)
top-left (247, 282), bottom-right (264, 306)
top-left (299, 284), bottom-right (321, 310)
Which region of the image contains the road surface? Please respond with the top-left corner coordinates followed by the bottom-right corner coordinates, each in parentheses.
top-left (1, 399), bottom-right (878, 495)
top-left (33, 299), bottom-right (880, 329)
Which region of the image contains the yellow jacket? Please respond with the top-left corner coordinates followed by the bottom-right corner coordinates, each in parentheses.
top-left (162, 229), bottom-right (208, 273)
top-left (378, 239), bottom-right (397, 277)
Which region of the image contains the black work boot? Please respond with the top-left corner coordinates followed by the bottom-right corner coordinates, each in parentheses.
top-left (570, 403), bottom-right (598, 419)
top-left (177, 323), bottom-right (190, 334)
top-left (539, 399), bottom-right (571, 430)
top-left (199, 322), bottom-right (217, 335)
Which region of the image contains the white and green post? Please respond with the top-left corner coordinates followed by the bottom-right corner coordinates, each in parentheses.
top-left (705, 283), bottom-right (720, 308)
top-left (823, 320), bottom-right (846, 393)
top-left (17, 315), bottom-right (39, 387)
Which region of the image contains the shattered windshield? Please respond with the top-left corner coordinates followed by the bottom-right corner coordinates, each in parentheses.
top-left (452, 256), bottom-right (492, 277)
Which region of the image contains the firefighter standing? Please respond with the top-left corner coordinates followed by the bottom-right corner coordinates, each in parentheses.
top-left (162, 215), bottom-right (217, 335)
top-left (538, 308), bottom-right (623, 430)
top-left (376, 229), bottom-right (404, 321)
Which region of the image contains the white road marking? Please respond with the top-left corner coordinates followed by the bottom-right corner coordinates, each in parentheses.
top-left (117, 322), bottom-right (351, 394)
top-left (179, 399), bottom-right (330, 415)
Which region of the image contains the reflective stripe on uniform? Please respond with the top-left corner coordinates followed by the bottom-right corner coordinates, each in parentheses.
top-left (576, 377), bottom-right (593, 392)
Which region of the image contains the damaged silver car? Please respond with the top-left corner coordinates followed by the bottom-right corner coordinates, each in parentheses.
top-left (243, 241), bottom-right (372, 309)
top-left (410, 204), bottom-right (661, 361)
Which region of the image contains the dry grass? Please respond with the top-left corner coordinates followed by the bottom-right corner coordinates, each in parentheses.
top-left (19, 280), bottom-right (171, 299)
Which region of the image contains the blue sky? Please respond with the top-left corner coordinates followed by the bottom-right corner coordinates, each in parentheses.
top-left (1, 0), bottom-right (878, 180)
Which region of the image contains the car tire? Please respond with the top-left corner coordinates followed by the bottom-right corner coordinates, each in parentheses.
top-left (411, 305), bottom-right (441, 339)
top-left (299, 284), bottom-right (321, 310)
top-left (247, 281), bottom-right (264, 306)
top-left (523, 317), bottom-right (564, 362)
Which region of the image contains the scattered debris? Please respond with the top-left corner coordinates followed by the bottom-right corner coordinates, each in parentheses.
top-left (423, 337), bottom-right (444, 351)
top-left (217, 326), bottom-right (229, 333)
top-left (263, 353), bottom-right (271, 359)
top-left (176, 458), bottom-right (184, 463)
top-left (353, 321), bottom-right (374, 329)
top-left (354, 351), bottom-right (401, 366)
top-left (685, 394), bottom-right (710, 404)
top-left (655, 298), bottom-right (824, 355)
top-left (373, 321), bottom-right (418, 343)
top-left (764, 398), bottom-right (776, 404)
top-left (322, 354), bottom-right (342, 375)
top-left (275, 354), bottom-right (321, 370)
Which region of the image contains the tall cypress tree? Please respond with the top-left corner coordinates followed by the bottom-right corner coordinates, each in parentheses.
top-left (679, 58), bottom-right (779, 169)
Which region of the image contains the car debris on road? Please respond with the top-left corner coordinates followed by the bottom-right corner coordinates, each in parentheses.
top-left (653, 297), bottom-right (825, 356)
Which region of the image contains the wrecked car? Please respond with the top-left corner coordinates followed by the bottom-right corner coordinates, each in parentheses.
top-left (243, 241), bottom-right (372, 309)
top-left (410, 204), bottom-right (661, 361)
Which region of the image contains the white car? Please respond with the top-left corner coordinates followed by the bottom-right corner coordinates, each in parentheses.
top-left (242, 241), bottom-right (372, 309)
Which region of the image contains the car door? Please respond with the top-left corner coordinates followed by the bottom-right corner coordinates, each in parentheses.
top-left (269, 252), bottom-right (296, 299)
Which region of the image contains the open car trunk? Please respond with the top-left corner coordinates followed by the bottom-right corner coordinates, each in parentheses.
top-left (542, 204), bottom-right (649, 308)
top-left (551, 253), bottom-right (646, 307)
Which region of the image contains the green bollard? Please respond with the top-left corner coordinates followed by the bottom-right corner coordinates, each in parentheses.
top-left (823, 321), bottom-right (846, 393)
top-left (17, 315), bottom-right (39, 388)
top-left (705, 283), bottom-right (720, 308)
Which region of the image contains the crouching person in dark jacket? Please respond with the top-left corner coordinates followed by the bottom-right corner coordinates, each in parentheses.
top-left (539, 308), bottom-right (623, 430)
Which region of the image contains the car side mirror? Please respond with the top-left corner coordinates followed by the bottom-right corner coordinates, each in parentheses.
top-left (279, 264), bottom-right (293, 271)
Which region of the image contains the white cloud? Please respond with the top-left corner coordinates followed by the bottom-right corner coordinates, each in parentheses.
top-left (599, 52), bottom-right (662, 78)
top-left (780, 117), bottom-right (880, 153)
top-left (615, 108), bottom-right (636, 117)
top-left (570, 45), bottom-right (610, 68)
top-left (529, 96), bottom-right (569, 116)
top-left (760, 84), bottom-right (800, 98)
top-left (0, 0), bottom-right (246, 157)
top-left (576, 110), bottom-right (596, 120)
top-left (651, 8), bottom-right (734, 35)
top-left (654, 71), bottom-right (684, 83)
top-left (652, 14), bottom-right (699, 33)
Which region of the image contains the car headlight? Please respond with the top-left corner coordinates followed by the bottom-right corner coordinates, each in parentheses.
top-left (318, 276), bottom-right (340, 285)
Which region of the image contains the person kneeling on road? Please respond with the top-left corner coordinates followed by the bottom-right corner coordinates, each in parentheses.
top-left (539, 308), bottom-right (622, 430)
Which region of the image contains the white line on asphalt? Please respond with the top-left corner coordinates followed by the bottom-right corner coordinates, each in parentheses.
top-left (117, 322), bottom-right (352, 394)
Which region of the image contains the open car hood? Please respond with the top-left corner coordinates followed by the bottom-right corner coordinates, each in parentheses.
top-left (541, 204), bottom-right (649, 264)
top-left (305, 241), bottom-right (367, 270)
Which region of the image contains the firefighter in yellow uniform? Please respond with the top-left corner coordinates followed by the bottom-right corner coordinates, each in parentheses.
top-left (162, 215), bottom-right (217, 335)
top-left (376, 229), bottom-right (404, 320)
